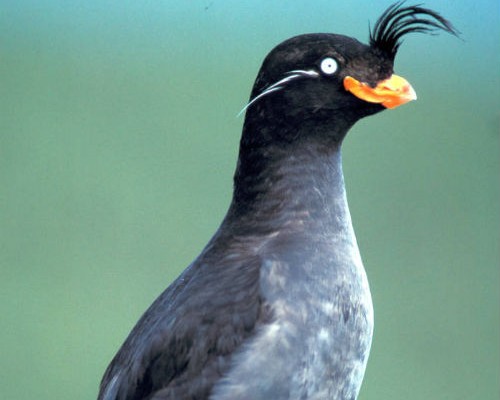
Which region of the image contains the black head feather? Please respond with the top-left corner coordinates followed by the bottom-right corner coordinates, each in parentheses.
top-left (370, 2), bottom-right (460, 60)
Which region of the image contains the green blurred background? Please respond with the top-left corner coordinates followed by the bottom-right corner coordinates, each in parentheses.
top-left (1, 1), bottom-right (498, 399)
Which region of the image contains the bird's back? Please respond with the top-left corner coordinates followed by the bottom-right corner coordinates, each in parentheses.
top-left (98, 233), bottom-right (266, 399)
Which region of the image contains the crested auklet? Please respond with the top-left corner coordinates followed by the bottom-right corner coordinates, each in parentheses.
top-left (98, 3), bottom-right (458, 399)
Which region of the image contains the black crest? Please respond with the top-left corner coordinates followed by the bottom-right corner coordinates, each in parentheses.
top-left (370, 2), bottom-right (459, 60)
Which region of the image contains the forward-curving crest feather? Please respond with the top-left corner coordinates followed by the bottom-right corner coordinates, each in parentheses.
top-left (370, 2), bottom-right (459, 60)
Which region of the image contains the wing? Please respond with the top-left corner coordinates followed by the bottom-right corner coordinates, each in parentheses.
top-left (98, 255), bottom-right (266, 400)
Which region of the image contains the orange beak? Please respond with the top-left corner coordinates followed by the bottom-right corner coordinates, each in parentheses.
top-left (343, 74), bottom-right (417, 109)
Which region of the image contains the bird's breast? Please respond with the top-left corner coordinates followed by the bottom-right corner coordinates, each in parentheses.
top-left (210, 232), bottom-right (374, 400)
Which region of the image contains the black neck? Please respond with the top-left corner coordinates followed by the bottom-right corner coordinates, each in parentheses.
top-left (224, 116), bottom-right (355, 238)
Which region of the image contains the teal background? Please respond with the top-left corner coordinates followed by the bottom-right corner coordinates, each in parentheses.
top-left (1, 1), bottom-right (498, 399)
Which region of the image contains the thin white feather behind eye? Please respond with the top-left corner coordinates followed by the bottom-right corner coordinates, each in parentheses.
top-left (237, 69), bottom-right (319, 117)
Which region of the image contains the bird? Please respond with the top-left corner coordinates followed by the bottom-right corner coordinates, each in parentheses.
top-left (98, 3), bottom-right (458, 400)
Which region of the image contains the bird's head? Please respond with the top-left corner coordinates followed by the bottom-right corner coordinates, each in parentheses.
top-left (240, 2), bottom-right (459, 144)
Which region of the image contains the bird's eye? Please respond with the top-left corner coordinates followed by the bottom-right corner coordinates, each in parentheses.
top-left (320, 57), bottom-right (338, 75)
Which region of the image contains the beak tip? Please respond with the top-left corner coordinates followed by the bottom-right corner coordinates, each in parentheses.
top-left (409, 86), bottom-right (417, 101)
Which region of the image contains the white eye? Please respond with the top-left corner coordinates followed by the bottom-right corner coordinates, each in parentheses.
top-left (320, 57), bottom-right (338, 75)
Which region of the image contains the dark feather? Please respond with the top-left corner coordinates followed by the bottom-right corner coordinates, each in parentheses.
top-left (370, 1), bottom-right (460, 60)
